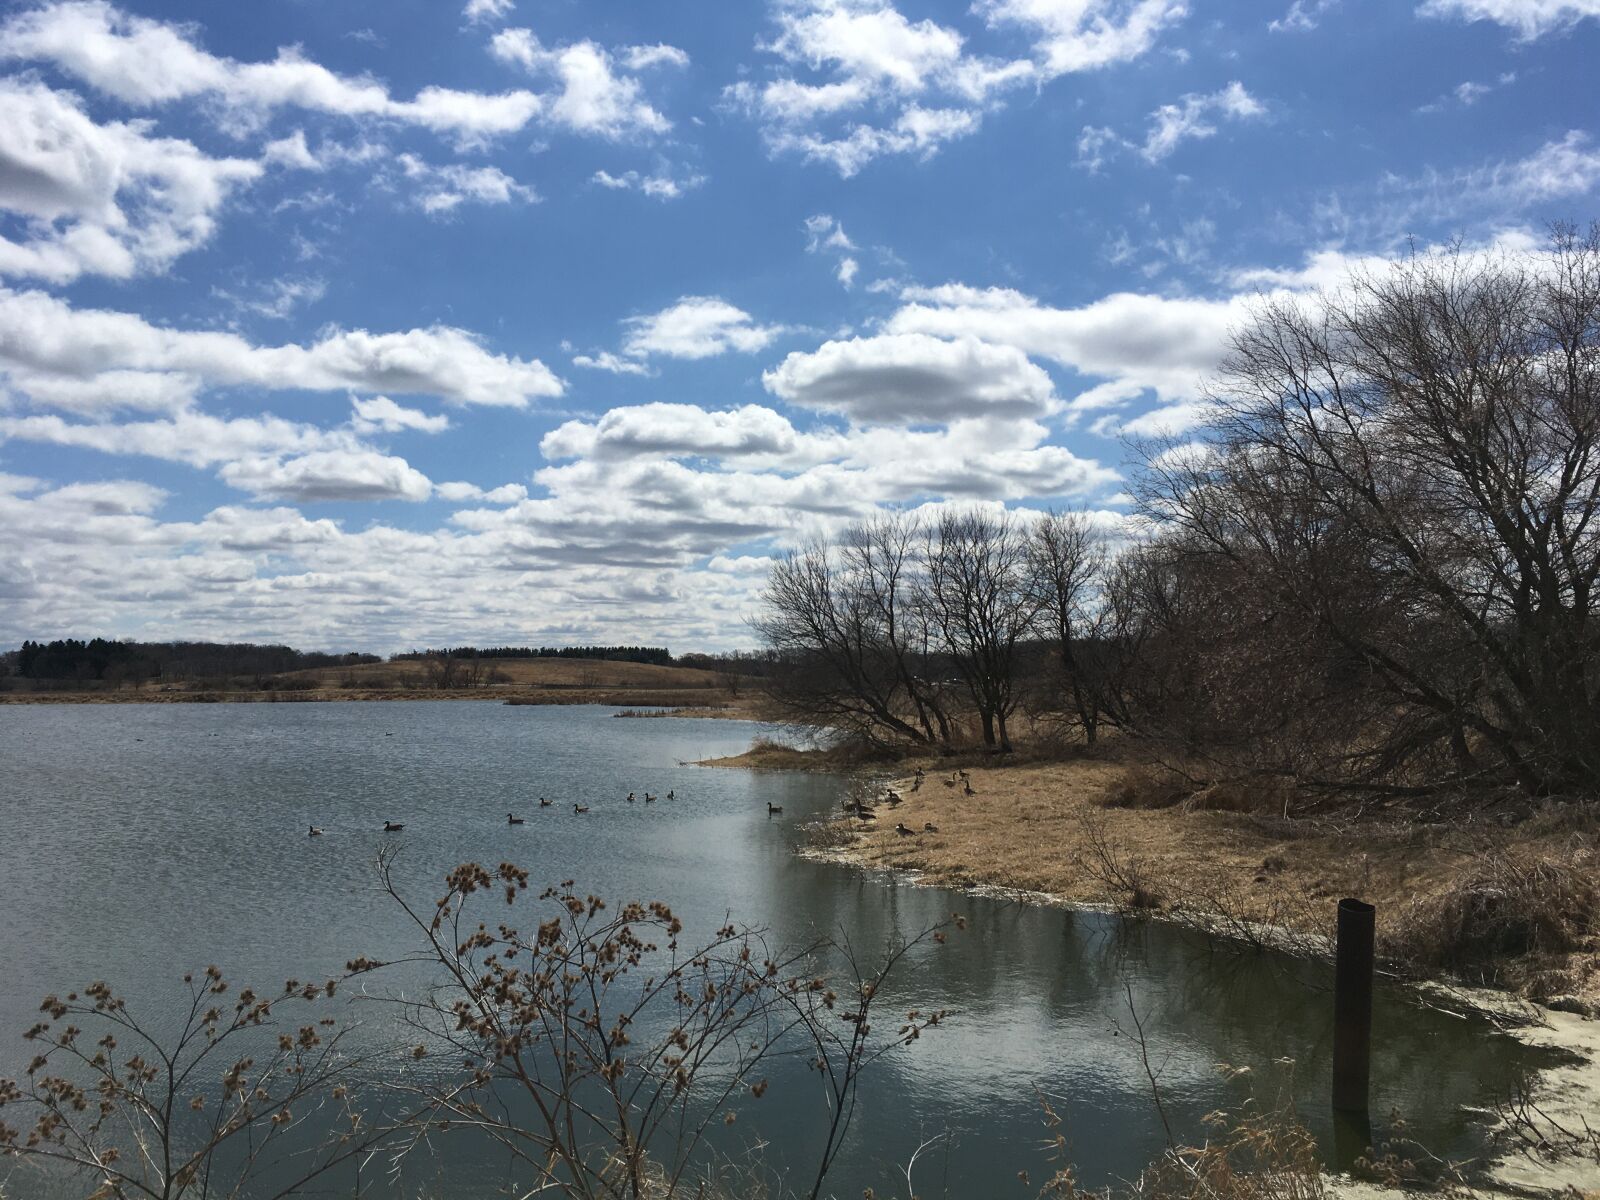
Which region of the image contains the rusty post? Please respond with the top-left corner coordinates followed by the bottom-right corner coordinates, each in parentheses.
top-left (1332, 897), bottom-right (1375, 1113)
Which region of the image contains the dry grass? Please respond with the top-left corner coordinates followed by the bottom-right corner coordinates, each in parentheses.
top-left (1386, 850), bottom-right (1600, 986)
top-left (799, 748), bottom-right (1600, 1007)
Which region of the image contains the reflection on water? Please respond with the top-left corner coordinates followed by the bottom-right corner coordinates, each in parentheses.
top-left (0, 702), bottom-right (1560, 1197)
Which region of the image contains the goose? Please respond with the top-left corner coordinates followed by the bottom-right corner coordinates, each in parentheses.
top-left (308, 824), bottom-right (325, 837)
top-left (923, 822), bottom-right (939, 833)
top-left (626, 792), bottom-right (636, 803)
top-left (383, 821), bottom-right (405, 832)
top-left (666, 790), bottom-right (675, 800)
top-left (644, 792), bottom-right (657, 803)
top-left (885, 789), bottom-right (902, 805)
top-left (963, 779), bottom-right (975, 796)
top-left (767, 802), bottom-right (783, 815)
top-left (507, 812), bottom-right (525, 825)
top-left (911, 776), bottom-right (922, 792)
top-left (538, 796), bottom-right (552, 808)
top-left (894, 822), bottom-right (915, 837)
top-left (573, 803), bottom-right (590, 814)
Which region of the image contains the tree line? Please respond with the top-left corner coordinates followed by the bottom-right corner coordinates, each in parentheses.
top-left (758, 228), bottom-right (1600, 803)
top-left (390, 644), bottom-right (674, 665)
top-left (5, 639), bottom-right (379, 683)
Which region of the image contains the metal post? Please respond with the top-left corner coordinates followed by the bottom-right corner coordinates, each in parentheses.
top-left (1332, 897), bottom-right (1374, 1113)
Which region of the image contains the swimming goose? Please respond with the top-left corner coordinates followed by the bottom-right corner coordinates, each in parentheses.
top-left (308, 824), bottom-right (325, 836)
top-left (666, 790), bottom-right (675, 800)
top-left (538, 796), bottom-right (552, 807)
top-left (573, 803), bottom-right (590, 814)
top-left (383, 821), bottom-right (405, 832)
top-left (626, 792), bottom-right (636, 803)
top-left (644, 792), bottom-right (656, 803)
top-left (767, 802), bottom-right (783, 815)
top-left (507, 812), bottom-right (524, 825)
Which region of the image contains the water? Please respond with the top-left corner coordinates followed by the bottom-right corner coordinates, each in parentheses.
top-left (0, 701), bottom-right (1561, 1198)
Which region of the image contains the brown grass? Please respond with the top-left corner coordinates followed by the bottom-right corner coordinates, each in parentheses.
top-left (799, 747), bottom-right (1600, 1007)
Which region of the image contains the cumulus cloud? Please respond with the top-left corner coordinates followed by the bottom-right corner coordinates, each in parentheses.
top-left (350, 396), bottom-right (451, 434)
top-left (0, 286), bottom-right (564, 408)
top-left (603, 297), bottom-right (786, 362)
top-left (887, 283), bottom-right (1246, 405)
top-left (397, 153), bottom-right (537, 213)
top-left (0, 78), bottom-right (261, 282)
top-left (489, 27), bottom-right (678, 137)
top-left (218, 450), bottom-right (434, 503)
top-left (435, 480), bottom-right (528, 503)
top-left (542, 403), bottom-right (802, 462)
top-left (975, 0), bottom-right (1189, 75)
top-left (590, 168), bottom-right (705, 199)
top-left (1141, 81), bottom-right (1265, 162)
top-left (1416, 0), bottom-right (1600, 38)
top-left (0, 1), bottom-right (544, 141)
top-left (763, 332), bottom-right (1058, 424)
top-left (463, 0), bottom-right (515, 24)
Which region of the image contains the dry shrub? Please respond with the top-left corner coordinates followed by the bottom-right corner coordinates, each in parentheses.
top-left (1076, 815), bottom-right (1165, 911)
top-left (1101, 764), bottom-right (1192, 810)
top-left (1035, 1095), bottom-right (1325, 1200)
top-left (1387, 851), bottom-right (1600, 982)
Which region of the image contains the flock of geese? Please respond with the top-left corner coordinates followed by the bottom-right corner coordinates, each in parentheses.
top-left (838, 765), bottom-right (973, 838)
top-left (302, 786), bottom-right (793, 835)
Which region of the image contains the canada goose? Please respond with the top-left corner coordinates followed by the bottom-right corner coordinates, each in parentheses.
top-left (885, 789), bottom-right (901, 806)
top-left (963, 779), bottom-right (975, 796)
top-left (942, 777), bottom-right (957, 788)
top-left (923, 822), bottom-right (939, 833)
top-left (911, 777), bottom-right (922, 792)
top-left (383, 821), bottom-right (405, 832)
top-left (626, 792), bottom-right (636, 803)
top-left (895, 822), bottom-right (915, 837)
top-left (573, 803), bottom-right (590, 814)
top-left (644, 792), bottom-right (656, 803)
top-left (666, 790), bottom-right (675, 800)
top-left (308, 824), bottom-right (325, 836)
top-left (507, 813), bottom-right (524, 825)
top-left (767, 802), bottom-right (783, 815)
top-left (538, 796), bottom-right (552, 807)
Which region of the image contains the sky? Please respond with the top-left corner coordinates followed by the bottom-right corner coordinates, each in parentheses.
top-left (1, 0), bottom-right (1597, 654)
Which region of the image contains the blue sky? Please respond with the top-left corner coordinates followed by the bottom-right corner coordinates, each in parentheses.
top-left (1, 0), bottom-right (1597, 652)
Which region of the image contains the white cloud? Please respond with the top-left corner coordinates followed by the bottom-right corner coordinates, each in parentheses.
top-left (1141, 81), bottom-right (1265, 162)
top-left (1416, 0), bottom-right (1600, 38)
top-left (0, 78), bottom-right (261, 283)
top-left (728, 0), bottom-right (1034, 174)
top-left (623, 44), bottom-right (691, 70)
top-left (571, 350), bottom-right (653, 376)
top-left (976, 0), bottom-right (1189, 76)
top-left (0, 1), bottom-right (544, 141)
top-left (621, 297), bottom-right (786, 360)
top-left (397, 153), bottom-right (538, 214)
top-left (1269, 0), bottom-right (1338, 32)
top-left (590, 168), bottom-right (705, 199)
top-left (0, 286), bottom-right (564, 408)
top-left (490, 28), bottom-right (676, 137)
top-left (219, 450), bottom-right (434, 503)
top-left (542, 403), bottom-right (803, 462)
top-left (1075, 124), bottom-right (1121, 171)
top-left (763, 332), bottom-right (1058, 424)
top-left (435, 480), bottom-right (528, 503)
top-left (887, 283), bottom-right (1247, 404)
top-left (463, 0), bottom-right (515, 24)
top-left (350, 396), bottom-right (451, 434)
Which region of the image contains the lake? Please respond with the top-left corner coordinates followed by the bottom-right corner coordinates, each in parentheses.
top-left (0, 701), bottom-right (1560, 1198)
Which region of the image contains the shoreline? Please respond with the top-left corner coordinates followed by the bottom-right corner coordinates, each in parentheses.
top-left (0, 688), bottom-right (769, 716)
top-left (777, 754), bottom-right (1600, 1199)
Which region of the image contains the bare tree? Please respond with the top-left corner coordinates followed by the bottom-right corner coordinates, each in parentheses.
top-left (1027, 510), bottom-right (1111, 743)
top-left (1140, 225), bottom-right (1600, 798)
top-left (754, 516), bottom-right (950, 747)
top-left (921, 509), bottom-right (1042, 751)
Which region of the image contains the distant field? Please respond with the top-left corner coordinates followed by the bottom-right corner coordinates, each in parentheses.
top-left (0, 656), bottom-right (764, 707)
top-left (286, 657), bottom-right (729, 691)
